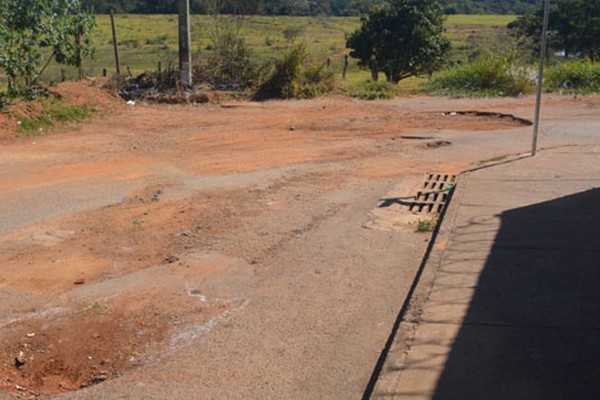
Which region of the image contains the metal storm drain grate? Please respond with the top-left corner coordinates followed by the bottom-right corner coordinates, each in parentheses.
top-left (409, 173), bottom-right (457, 214)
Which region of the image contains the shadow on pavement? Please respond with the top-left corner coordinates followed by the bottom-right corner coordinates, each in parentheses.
top-left (432, 188), bottom-right (600, 399)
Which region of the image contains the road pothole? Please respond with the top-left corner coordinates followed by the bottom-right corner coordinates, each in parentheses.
top-left (439, 111), bottom-right (533, 126)
top-left (0, 253), bottom-right (254, 398)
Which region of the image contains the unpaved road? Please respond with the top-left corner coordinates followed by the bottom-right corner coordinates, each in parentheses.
top-left (0, 93), bottom-right (598, 399)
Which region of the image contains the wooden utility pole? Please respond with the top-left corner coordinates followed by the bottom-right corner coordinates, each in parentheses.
top-left (110, 10), bottom-right (121, 75)
top-left (76, 33), bottom-right (84, 80)
top-left (178, 0), bottom-right (192, 86)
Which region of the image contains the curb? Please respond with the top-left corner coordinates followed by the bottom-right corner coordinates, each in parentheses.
top-left (363, 172), bottom-right (470, 399)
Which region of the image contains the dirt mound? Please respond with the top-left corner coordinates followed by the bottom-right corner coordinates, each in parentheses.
top-left (51, 79), bottom-right (124, 113)
top-left (0, 80), bottom-right (123, 140)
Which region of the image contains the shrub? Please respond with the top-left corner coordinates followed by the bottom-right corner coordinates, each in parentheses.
top-left (194, 34), bottom-right (261, 89)
top-left (296, 63), bottom-right (336, 99)
top-left (428, 54), bottom-right (534, 97)
top-left (545, 60), bottom-right (600, 94)
top-left (352, 80), bottom-right (397, 100)
top-left (255, 45), bottom-right (305, 99)
top-left (254, 45), bottom-right (335, 100)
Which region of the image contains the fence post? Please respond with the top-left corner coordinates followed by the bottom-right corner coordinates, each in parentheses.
top-left (178, 0), bottom-right (192, 86)
top-left (343, 55), bottom-right (349, 81)
top-left (110, 9), bottom-right (121, 75)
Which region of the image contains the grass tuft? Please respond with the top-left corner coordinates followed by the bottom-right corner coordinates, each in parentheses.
top-left (18, 101), bottom-right (91, 137)
top-left (351, 80), bottom-right (397, 100)
top-left (416, 219), bottom-right (436, 233)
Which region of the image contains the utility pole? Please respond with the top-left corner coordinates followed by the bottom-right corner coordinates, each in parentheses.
top-left (178, 0), bottom-right (192, 86)
top-left (532, 0), bottom-right (551, 156)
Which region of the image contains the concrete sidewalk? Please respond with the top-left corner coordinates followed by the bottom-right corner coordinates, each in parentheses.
top-left (371, 144), bottom-right (600, 399)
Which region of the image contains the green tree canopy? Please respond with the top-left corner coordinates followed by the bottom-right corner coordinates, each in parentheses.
top-left (0, 0), bottom-right (96, 96)
top-left (509, 0), bottom-right (600, 61)
top-left (346, 0), bottom-right (450, 83)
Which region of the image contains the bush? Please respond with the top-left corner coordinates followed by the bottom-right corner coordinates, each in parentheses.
top-left (296, 63), bottom-right (336, 99)
top-left (428, 54), bottom-right (534, 97)
top-left (194, 34), bottom-right (261, 89)
top-left (545, 60), bottom-right (600, 94)
top-left (254, 45), bottom-right (335, 100)
top-left (351, 81), bottom-right (397, 100)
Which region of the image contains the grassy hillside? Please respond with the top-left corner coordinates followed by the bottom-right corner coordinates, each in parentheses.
top-left (2, 14), bottom-right (516, 93)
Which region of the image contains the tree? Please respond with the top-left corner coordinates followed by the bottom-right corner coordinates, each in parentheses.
top-left (82, 0), bottom-right (138, 13)
top-left (346, 0), bottom-right (450, 83)
top-left (509, 0), bottom-right (600, 61)
top-left (0, 0), bottom-right (95, 97)
top-left (552, 0), bottom-right (600, 60)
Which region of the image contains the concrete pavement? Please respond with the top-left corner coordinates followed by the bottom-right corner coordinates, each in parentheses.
top-left (371, 144), bottom-right (600, 399)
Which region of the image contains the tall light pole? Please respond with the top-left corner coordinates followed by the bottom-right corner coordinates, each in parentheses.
top-left (532, 0), bottom-right (551, 156)
top-left (178, 0), bottom-right (192, 86)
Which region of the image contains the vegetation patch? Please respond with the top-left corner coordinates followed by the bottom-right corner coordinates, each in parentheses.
top-left (254, 45), bottom-right (335, 100)
top-left (416, 219), bottom-right (436, 233)
top-left (545, 61), bottom-right (600, 94)
top-left (427, 53), bottom-right (534, 97)
top-left (351, 80), bottom-right (397, 100)
top-left (17, 100), bottom-right (91, 137)
top-left (12, 13), bottom-right (523, 97)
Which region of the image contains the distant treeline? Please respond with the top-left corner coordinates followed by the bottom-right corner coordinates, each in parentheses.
top-left (443, 0), bottom-right (537, 14)
top-left (82, 0), bottom-right (539, 15)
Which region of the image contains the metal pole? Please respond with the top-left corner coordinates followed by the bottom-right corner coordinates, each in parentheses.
top-left (110, 9), bottom-right (121, 75)
top-left (178, 0), bottom-right (192, 86)
top-left (532, 0), bottom-right (551, 156)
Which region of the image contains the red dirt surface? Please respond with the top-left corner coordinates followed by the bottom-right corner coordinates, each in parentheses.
top-left (2, 83), bottom-right (584, 398)
top-left (0, 79), bottom-right (122, 141)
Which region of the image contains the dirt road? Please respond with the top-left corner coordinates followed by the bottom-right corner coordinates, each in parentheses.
top-left (0, 91), bottom-right (597, 399)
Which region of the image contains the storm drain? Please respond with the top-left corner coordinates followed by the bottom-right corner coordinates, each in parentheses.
top-left (409, 173), bottom-right (457, 214)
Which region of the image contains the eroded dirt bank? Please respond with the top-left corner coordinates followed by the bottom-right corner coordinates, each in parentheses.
top-left (1, 91), bottom-right (597, 399)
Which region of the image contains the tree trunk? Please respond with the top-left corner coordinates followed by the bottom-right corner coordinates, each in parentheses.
top-left (370, 59), bottom-right (378, 81)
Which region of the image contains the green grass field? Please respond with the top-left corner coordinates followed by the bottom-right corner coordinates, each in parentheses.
top-left (5, 14), bottom-right (518, 93)
top-left (74, 15), bottom-right (361, 80)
